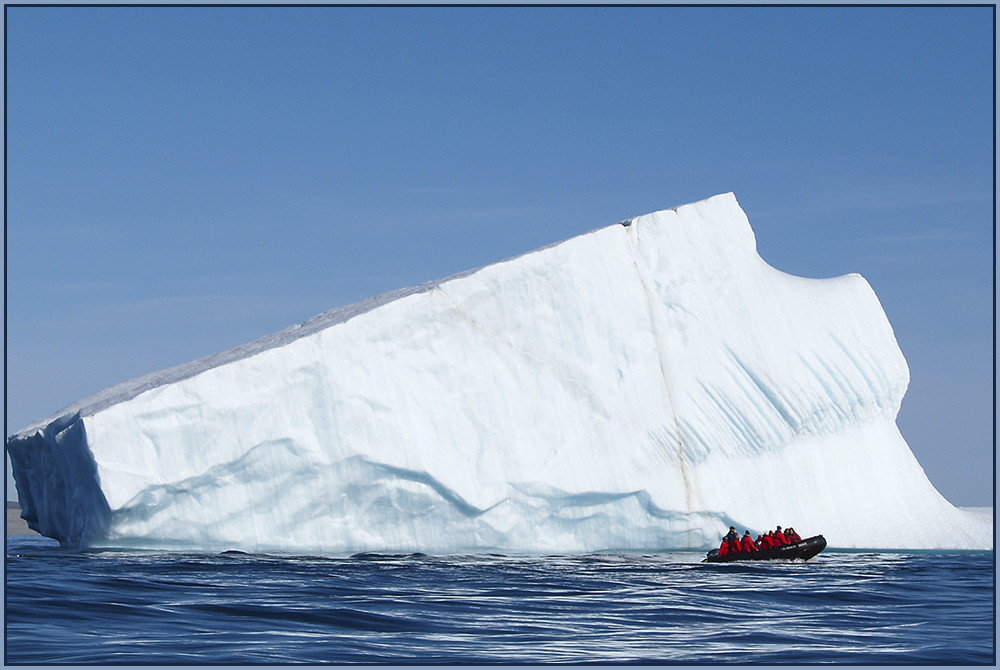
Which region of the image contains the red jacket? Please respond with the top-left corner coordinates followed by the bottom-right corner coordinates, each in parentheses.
top-left (718, 541), bottom-right (729, 557)
top-left (774, 531), bottom-right (788, 545)
top-left (740, 536), bottom-right (758, 552)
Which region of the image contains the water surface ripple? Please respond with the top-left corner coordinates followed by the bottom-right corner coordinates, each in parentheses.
top-left (5, 536), bottom-right (994, 663)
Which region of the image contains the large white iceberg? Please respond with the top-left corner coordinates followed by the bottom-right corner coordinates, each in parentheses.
top-left (7, 193), bottom-right (991, 552)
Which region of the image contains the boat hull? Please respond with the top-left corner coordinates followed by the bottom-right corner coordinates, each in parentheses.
top-left (704, 535), bottom-right (827, 563)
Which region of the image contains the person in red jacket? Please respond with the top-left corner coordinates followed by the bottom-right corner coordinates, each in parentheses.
top-left (786, 527), bottom-right (802, 543)
top-left (759, 531), bottom-right (774, 548)
top-left (718, 526), bottom-right (739, 557)
top-left (740, 531), bottom-right (758, 552)
top-left (774, 526), bottom-right (788, 545)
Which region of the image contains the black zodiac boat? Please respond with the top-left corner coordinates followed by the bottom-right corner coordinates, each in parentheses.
top-left (703, 535), bottom-right (827, 563)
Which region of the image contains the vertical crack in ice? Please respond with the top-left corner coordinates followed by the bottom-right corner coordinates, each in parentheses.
top-left (625, 225), bottom-right (695, 513)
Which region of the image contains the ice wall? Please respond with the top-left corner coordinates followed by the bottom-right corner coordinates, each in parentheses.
top-left (7, 193), bottom-right (991, 552)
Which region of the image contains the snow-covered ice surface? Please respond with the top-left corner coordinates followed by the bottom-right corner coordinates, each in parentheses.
top-left (7, 193), bottom-right (991, 552)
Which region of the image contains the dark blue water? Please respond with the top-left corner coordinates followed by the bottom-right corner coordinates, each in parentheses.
top-left (5, 534), bottom-right (994, 664)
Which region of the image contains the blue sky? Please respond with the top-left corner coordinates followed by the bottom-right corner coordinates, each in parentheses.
top-left (5, 6), bottom-right (994, 506)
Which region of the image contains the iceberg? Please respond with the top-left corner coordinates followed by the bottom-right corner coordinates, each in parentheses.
top-left (6, 193), bottom-right (991, 552)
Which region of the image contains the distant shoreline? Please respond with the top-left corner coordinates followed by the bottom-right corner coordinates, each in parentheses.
top-left (6, 501), bottom-right (38, 535)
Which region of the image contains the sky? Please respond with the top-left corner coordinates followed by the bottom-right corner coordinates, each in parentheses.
top-left (4, 5), bottom-right (994, 507)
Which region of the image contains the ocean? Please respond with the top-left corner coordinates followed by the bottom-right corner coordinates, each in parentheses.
top-left (4, 534), bottom-right (994, 664)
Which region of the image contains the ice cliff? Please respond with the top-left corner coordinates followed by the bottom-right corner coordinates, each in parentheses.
top-left (7, 193), bottom-right (991, 552)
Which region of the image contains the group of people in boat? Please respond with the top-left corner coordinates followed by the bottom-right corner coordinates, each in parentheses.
top-left (716, 525), bottom-right (802, 557)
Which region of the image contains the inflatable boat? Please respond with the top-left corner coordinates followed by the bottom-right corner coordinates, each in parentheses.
top-left (703, 534), bottom-right (827, 563)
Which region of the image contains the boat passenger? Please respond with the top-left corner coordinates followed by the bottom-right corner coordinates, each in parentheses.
top-left (717, 539), bottom-right (730, 557)
top-left (759, 531), bottom-right (774, 548)
top-left (723, 526), bottom-right (739, 544)
top-left (740, 531), bottom-right (758, 552)
top-left (786, 527), bottom-right (802, 543)
top-left (774, 526), bottom-right (789, 545)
